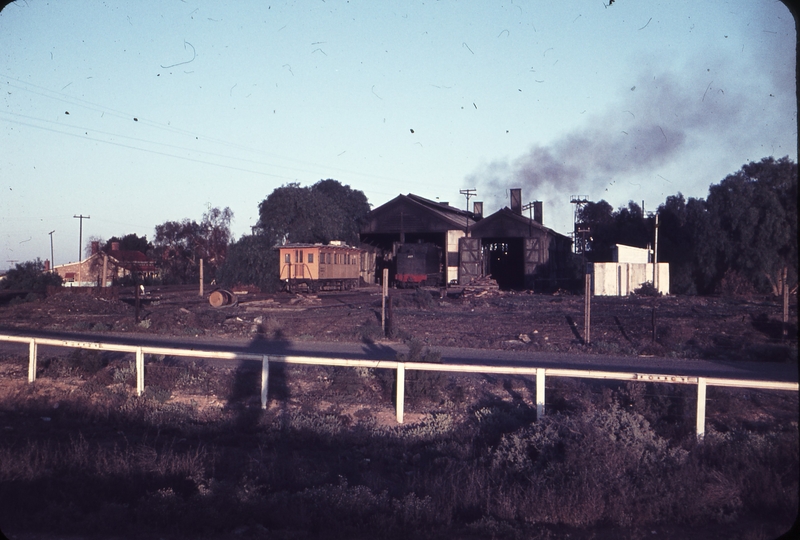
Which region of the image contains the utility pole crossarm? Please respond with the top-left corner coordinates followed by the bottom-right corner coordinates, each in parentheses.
top-left (460, 188), bottom-right (477, 234)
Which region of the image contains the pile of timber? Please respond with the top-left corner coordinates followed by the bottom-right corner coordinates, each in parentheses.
top-left (461, 276), bottom-right (501, 298)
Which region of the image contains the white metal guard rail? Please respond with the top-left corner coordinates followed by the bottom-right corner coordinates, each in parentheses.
top-left (1, 334), bottom-right (797, 440)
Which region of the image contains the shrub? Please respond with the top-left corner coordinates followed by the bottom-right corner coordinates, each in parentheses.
top-left (0, 259), bottom-right (62, 292)
top-left (633, 281), bottom-right (659, 296)
top-left (398, 340), bottom-right (445, 405)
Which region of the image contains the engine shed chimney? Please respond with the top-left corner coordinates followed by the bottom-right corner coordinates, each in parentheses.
top-left (510, 188), bottom-right (522, 215)
top-left (533, 201), bottom-right (543, 224)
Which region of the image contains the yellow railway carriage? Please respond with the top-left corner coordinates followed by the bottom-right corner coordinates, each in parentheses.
top-left (277, 242), bottom-right (363, 292)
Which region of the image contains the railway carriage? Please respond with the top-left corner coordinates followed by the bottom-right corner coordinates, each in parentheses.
top-left (277, 242), bottom-right (362, 292)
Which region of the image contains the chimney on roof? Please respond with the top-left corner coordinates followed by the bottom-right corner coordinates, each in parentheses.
top-left (473, 201), bottom-right (483, 218)
top-left (111, 241), bottom-right (120, 251)
top-left (44, 260), bottom-right (50, 272)
top-left (510, 188), bottom-right (522, 215)
top-left (533, 201), bottom-right (543, 224)
top-left (439, 201), bottom-right (449, 206)
top-left (91, 241), bottom-right (100, 255)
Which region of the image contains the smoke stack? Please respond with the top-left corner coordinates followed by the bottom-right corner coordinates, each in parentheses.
top-left (510, 188), bottom-right (522, 215)
top-left (473, 201), bottom-right (483, 218)
top-left (533, 201), bottom-right (543, 224)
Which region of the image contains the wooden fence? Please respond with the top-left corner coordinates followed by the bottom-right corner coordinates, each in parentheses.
top-left (1, 333), bottom-right (796, 440)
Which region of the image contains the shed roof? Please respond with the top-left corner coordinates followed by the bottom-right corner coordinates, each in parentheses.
top-left (470, 207), bottom-right (571, 241)
top-left (361, 193), bottom-right (480, 234)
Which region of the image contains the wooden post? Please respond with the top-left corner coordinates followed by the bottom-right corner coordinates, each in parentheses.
top-left (135, 282), bottom-right (141, 324)
top-left (652, 300), bottom-right (657, 343)
top-left (396, 363), bottom-right (405, 423)
top-left (135, 347), bottom-right (144, 396)
top-left (783, 266), bottom-right (789, 340)
top-left (28, 339), bottom-right (37, 383)
top-left (386, 294), bottom-right (393, 337)
top-left (536, 367), bottom-right (545, 419)
top-left (696, 377), bottom-right (707, 441)
top-left (261, 355), bottom-right (270, 409)
top-left (584, 273), bottom-right (591, 345)
top-left (199, 258), bottom-right (204, 297)
top-left (381, 268), bottom-right (389, 334)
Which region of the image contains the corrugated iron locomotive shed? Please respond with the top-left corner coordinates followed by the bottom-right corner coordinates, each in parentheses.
top-left (359, 194), bottom-right (482, 286)
top-left (470, 207), bottom-right (572, 291)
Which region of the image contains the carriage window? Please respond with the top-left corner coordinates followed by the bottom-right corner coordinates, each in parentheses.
top-left (300, 250), bottom-right (304, 262)
top-left (327, 253), bottom-right (331, 264)
top-left (285, 253), bottom-right (290, 263)
top-left (308, 253), bottom-right (314, 263)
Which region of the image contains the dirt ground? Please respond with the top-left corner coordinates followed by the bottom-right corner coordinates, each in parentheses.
top-left (0, 286), bottom-right (797, 540)
top-left (0, 284), bottom-right (796, 363)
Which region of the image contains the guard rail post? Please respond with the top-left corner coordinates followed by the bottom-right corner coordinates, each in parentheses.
top-left (696, 377), bottom-right (707, 441)
top-left (396, 363), bottom-right (405, 423)
top-left (536, 367), bottom-right (545, 419)
top-left (28, 338), bottom-right (37, 383)
top-left (261, 355), bottom-right (270, 409)
top-left (136, 347), bottom-right (144, 396)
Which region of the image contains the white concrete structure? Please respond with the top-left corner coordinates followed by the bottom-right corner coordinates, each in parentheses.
top-left (612, 244), bottom-right (651, 264)
top-left (593, 262), bottom-right (669, 296)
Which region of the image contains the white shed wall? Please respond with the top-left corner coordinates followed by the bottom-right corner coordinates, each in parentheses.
top-left (593, 262), bottom-right (669, 296)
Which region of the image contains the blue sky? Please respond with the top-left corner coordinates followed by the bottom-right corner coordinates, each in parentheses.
top-left (1, 1), bottom-right (795, 270)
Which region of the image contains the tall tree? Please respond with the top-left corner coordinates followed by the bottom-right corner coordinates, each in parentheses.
top-left (217, 234), bottom-right (279, 292)
top-left (104, 233), bottom-right (152, 254)
top-left (576, 200), bottom-right (654, 263)
top-left (255, 180), bottom-right (370, 246)
top-left (153, 206), bottom-right (233, 284)
top-left (706, 156), bottom-right (797, 295)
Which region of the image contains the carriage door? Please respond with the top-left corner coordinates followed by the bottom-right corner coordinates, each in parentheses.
top-left (523, 237), bottom-right (542, 290)
top-left (458, 237), bottom-right (482, 286)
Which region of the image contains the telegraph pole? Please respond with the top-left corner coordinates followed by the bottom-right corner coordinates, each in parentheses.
top-left (48, 230), bottom-right (55, 271)
top-left (74, 214), bottom-right (90, 286)
top-left (460, 188), bottom-right (476, 234)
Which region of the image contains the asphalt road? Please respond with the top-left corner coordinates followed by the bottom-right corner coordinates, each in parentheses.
top-left (0, 326), bottom-right (797, 384)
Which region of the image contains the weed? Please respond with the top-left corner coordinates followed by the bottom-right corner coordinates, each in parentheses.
top-left (398, 340), bottom-right (445, 405)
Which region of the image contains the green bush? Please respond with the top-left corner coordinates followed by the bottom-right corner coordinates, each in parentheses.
top-left (0, 259), bottom-right (62, 292)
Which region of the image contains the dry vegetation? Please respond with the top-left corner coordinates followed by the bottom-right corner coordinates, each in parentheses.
top-left (0, 286), bottom-right (797, 539)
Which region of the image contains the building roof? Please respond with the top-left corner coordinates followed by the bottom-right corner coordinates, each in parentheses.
top-left (54, 250), bottom-right (157, 273)
top-left (470, 207), bottom-right (571, 241)
top-left (361, 193), bottom-right (481, 234)
top-left (274, 243), bottom-right (361, 250)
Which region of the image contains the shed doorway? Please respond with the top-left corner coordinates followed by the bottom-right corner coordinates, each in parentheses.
top-left (484, 238), bottom-right (524, 289)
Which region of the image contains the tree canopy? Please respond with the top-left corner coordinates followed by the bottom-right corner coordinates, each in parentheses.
top-left (153, 206), bottom-right (234, 284)
top-left (104, 233), bottom-right (152, 254)
top-left (578, 156), bottom-right (797, 296)
top-left (706, 156), bottom-right (797, 295)
top-left (255, 180), bottom-right (370, 246)
top-left (1, 259), bottom-right (63, 292)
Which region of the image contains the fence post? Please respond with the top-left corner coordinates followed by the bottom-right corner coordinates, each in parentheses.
top-left (536, 367), bottom-right (545, 419)
top-left (261, 355), bottom-right (270, 409)
top-left (136, 347), bottom-right (144, 396)
top-left (28, 338), bottom-right (37, 383)
top-left (382, 268), bottom-right (389, 334)
top-left (783, 266), bottom-right (789, 340)
top-left (696, 377), bottom-right (707, 441)
top-left (584, 273), bottom-right (591, 345)
top-left (396, 363), bottom-right (405, 424)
